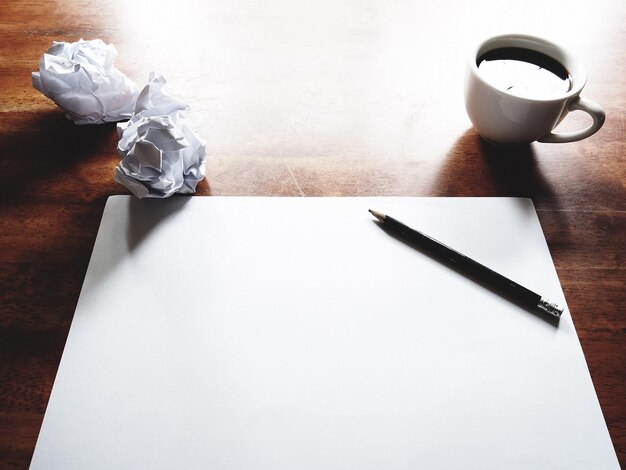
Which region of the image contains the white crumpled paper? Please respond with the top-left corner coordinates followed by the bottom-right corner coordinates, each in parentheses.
top-left (115, 73), bottom-right (206, 198)
top-left (32, 39), bottom-right (138, 124)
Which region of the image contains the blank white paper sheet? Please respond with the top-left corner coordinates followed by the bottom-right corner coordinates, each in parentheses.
top-left (30, 196), bottom-right (619, 469)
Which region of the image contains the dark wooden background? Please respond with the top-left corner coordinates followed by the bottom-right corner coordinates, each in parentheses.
top-left (1, 0), bottom-right (624, 468)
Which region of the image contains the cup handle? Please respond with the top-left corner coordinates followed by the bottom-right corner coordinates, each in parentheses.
top-left (538, 97), bottom-right (606, 143)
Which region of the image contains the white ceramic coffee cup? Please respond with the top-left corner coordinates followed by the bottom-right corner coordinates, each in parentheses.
top-left (464, 34), bottom-right (605, 145)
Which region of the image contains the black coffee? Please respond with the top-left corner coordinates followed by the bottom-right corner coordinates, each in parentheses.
top-left (477, 47), bottom-right (572, 99)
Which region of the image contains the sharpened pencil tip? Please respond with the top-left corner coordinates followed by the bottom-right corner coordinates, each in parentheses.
top-left (369, 209), bottom-right (386, 222)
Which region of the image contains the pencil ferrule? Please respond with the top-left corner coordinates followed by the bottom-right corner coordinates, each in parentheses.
top-left (537, 297), bottom-right (564, 318)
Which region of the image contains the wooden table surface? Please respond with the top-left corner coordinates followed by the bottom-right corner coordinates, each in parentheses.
top-left (1, 0), bottom-right (624, 467)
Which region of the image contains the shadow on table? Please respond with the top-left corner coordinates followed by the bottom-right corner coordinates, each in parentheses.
top-left (0, 109), bottom-right (118, 201)
top-left (431, 128), bottom-right (563, 204)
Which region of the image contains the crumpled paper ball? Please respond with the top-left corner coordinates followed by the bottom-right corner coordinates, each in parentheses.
top-left (32, 39), bottom-right (139, 124)
top-left (114, 73), bottom-right (206, 198)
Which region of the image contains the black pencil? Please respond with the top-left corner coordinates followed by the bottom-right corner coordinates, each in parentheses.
top-left (369, 209), bottom-right (564, 318)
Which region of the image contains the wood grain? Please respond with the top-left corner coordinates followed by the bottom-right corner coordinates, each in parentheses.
top-left (1, 0), bottom-right (624, 468)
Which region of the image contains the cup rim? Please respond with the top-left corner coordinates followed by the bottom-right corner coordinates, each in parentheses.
top-left (470, 33), bottom-right (586, 102)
